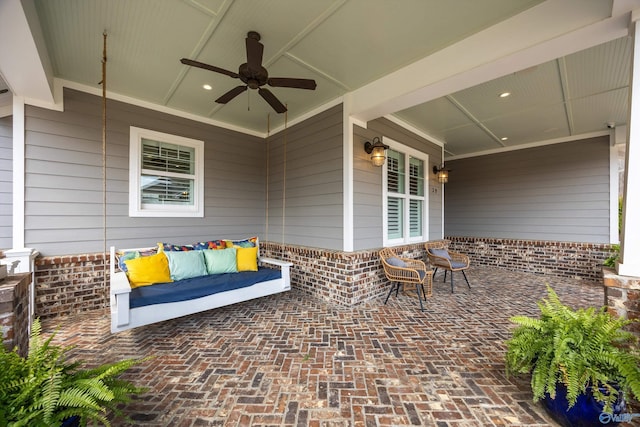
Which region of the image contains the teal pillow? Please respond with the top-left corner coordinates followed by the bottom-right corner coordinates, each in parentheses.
top-left (164, 250), bottom-right (207, 281)
top-left (203, 248), bottom-right (238, 274)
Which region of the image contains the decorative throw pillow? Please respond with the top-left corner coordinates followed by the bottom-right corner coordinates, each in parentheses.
top-left (159, 242), bottom-right (195, 252)
top-left (124, 252), bottom-right (172, 288)
top-left (193, 240), bottom-right (226, 251)
top-left (429, 248), bottom-right (451, 259)
top-left (117, 250), bottom-right (140, 273)
top-left (203, 248), bottom-right (238, 274)
top-left (236, 246), bottom-right (259, 272)
top-left (160, 240), bottom-right (226, 252)
top-left (224, 236), bottom-right (258, 248)
top-left (164, 250), bottom-right (208, 281)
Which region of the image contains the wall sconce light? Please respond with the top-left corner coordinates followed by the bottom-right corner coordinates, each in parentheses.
top-left (433, 164), bottom-right (449, 183)
top-left (364, 137), bottom-right (390, 167)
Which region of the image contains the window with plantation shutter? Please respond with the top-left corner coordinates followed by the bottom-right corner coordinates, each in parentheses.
top-left (383, 139), bottom-right (428, 246)
top-left (129, 127), bottom-right (204, 217)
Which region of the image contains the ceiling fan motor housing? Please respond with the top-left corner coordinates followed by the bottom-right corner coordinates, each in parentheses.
top-left (239, 63), bottom-right (268, 89)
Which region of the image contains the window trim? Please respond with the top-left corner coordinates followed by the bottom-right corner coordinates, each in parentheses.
top-left (382, 137), bottom-right (429, 246)
top-left (129, 126), bottom-right (204, 217)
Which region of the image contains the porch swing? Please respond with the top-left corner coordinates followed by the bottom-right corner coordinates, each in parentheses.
top-left (101, 34), bottom-right (293, 333)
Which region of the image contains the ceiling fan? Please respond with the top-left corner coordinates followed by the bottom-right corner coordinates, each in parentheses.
top-left (181, 31), bottom-right (317, 114)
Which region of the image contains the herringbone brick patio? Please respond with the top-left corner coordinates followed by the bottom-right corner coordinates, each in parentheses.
top-left (43, 267), bottom-right (635, 426)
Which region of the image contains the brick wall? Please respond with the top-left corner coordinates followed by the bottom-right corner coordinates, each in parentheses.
top-left (0, 273), bottom-right (31, 356)
top-left (34, 253), bottom-right (108, 320)
top-left (32, 238), bottom-right (611, 322)
top-left (261, 241), bottom-right (428, 307)
top-left (603, 267), bottom-right (640, 334)
top-left (446, 237), bottom-right (614, 280)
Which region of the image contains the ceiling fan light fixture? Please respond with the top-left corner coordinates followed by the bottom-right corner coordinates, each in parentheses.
top-left (499, 91), bottom-right (511, 98)
top-left (203, 84), bottom-right (212, 90)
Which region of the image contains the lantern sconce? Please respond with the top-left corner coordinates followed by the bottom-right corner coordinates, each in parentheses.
top-left (433, 164), bottom-right (450, 184)
top-left (364, 137), bottom-right (390, 167)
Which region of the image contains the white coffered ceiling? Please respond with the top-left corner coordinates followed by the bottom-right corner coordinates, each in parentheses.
top-left (0, 0), bottom-right (637, 158)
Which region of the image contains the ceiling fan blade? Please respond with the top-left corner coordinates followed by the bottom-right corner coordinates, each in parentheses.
top-left (246, 34), bottom-right (264, 73)
top-left (258, 88), bottom-right (287, 113)
top-left (268, 77), bottom-right (317, 90)
top-left (180, 58), bottom-right (239, 79)
top-left (215, 85), bottom-right (247, 104)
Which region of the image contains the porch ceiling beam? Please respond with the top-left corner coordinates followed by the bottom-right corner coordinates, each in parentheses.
top-left (0, 0), bottom-right (55, 106)
top-left (349, 0), bottom-right (633, 123)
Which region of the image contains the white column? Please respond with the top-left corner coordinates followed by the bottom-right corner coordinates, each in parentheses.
top-left (618, 12), bottom-right (640, 277)
top-left (12, 96), bottom-right (25, 249)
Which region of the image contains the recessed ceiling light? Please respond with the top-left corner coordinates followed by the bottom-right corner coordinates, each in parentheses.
top-left (501, 137), bottom-right (508, 141)
top-left (499, 92), bottom-right (511, 98)
top-left (203, 84), bottom-right (212, 90)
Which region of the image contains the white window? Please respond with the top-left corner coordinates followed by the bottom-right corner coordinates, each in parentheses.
top-left (383, 138), bottom-right (428, 245)
top-left (129, 127), bottom-right (204, 217)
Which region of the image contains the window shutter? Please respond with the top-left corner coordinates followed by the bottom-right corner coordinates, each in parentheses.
top-left (409, 199), bottom-right (423, 237)
top-left (387, 197), bottom-right (404, 240)
top-left (387, 149), bottom-right (405, 193)
top-left (409, 157), bottom-right (424, 196)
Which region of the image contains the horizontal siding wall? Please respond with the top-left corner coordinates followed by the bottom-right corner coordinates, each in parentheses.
top-left (0, 116), bottom-right (12, 250)
top-left (353, 125), bottom-right (385, 250)
top-left (445, 137), bottom-right (611, 243)
top-left (25, 89), bottom-right (266, 256)
top-left (360, 117), bottom-right (443, 248)
top-left (266, 104), bottom-right (343, 250)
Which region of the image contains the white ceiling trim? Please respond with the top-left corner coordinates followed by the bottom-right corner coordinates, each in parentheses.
top-left (283, 52), bottom-right (351, 91)
top-left (163, 1), bottom-right (234, 105)
top-left (556, 57), bottom-right (575, 135)
top-left (383, 114), bottom-right (445, 148)
top-left (349, 0), bottom-right (628, 123)
top-left (445, 95), bottom-right (506, 148)
top-left (263, 0), bottom-right (348, 69)
top-left (268, 96), bottom-right (344, 136)
top-left (446, 130), bottom-right (610, 160)
top-left (58, 79), bottom-right (265, 138)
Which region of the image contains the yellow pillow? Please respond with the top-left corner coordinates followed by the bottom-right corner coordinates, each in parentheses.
top-left (236, 246), bottom-right (258, 272)
top-left (124, 252), bottom-right (172, 288)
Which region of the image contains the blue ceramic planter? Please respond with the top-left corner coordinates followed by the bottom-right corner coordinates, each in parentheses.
top-left (543, 382), bottom-right (626, 427)
top-left (60, 415), bottom-right (81, 427)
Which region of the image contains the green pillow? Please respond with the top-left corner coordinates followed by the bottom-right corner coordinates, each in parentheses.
top-left (164, 250), bottom-right (207, 281)
top-left (203, 248), bottom-right (238, 274)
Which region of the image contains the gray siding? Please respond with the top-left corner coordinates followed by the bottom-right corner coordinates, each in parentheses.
top-left (445, 137), bottom-right (611, 243)
top-left (266, 104), bottom-right (343, 250)
top-left (0, 116), bottom-right (12, 249)
top-left (356, 117), bottom-right (443, 249)
top-left (353, 125), bottom-right (384, 250)
top-left (25, 89), bottom-right (265, 255)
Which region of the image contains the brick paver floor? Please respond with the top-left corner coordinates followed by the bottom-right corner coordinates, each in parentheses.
top-left (43, 267), bottom-right (633, 426)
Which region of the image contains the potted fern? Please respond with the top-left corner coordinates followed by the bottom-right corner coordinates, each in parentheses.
top-left (505, 285), bottom-right (640, 427)
top-left (0, 319), bottom-right (147, 426)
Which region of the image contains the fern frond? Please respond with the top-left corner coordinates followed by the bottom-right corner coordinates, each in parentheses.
top-left (42, 368), bottom-right (62, 423)
top-left (504, 284), bottom-right (640, 410)
top-left (0, 318), bottom-right (147, 425)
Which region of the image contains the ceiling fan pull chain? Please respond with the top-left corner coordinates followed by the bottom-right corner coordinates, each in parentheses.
top-left (248, 88), bottom-right (250, 111)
